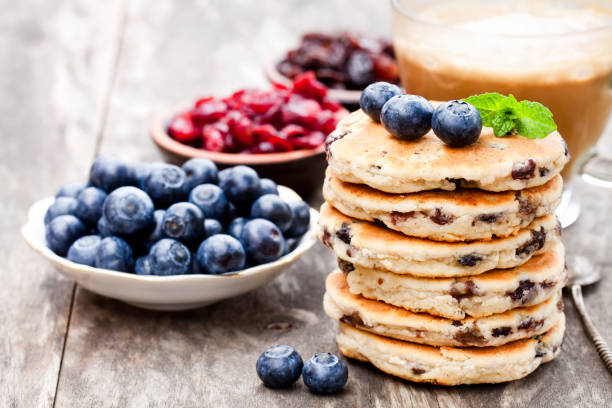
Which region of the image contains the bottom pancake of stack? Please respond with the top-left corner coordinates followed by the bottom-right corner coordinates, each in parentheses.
top-left (336, 315), bottom-right (565, 385)
top-left (323, 270), bottom-right (565, 384)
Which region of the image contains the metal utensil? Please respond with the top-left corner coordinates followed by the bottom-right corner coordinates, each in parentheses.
top-left (566, 255), bottom-right (612, 372)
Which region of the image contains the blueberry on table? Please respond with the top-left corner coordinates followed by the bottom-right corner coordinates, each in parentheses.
top-left (102, 186), bottom-right (154, 235)
top-left (44, 197), bottom-right (78, 225)
top-left (67, 235), bottom-right (102, 267)
top-left (189, 184), bottom-right (228, 220)
top-left (162, 202), bottom-right (204, 242)
top-left (302, 353), bottom-right (348, 394)
top-left (218, 165), bottom-right (261, 209)
top-left (432, 100), bottom-right (482, 147)
top-left (55, 182), bottom-right (86, 199)
top-left (127, 161), bottom-right (157, 189)
top-left (227, 217), bottom-right (248, 240)
top-left (360, 82), bottom-right (403, 123)
top-left (250, 194), bottom-right (293, 233)
top-left (203, 219), bottom-right (223, 238)
top-left (381, 94), bottom-right (434, 141)
top-left (182, 158), bottom-right (218, 190)
top-left (135, 256), bottom-right (152, 275)
top-left (284, 200), bottom-right (311, 238)
top-left (74, 187), bottom-right (108, 227)
top-left (240, 219), bottom-right (284, 265)
top-left (89, 155), bottom-right (130, 192)
top-left (256, 345), bottom-right (303, 388)
top-left (196, 234), bottom-right (246, 274)
top-left (148, 238), bottom-right (191, 276)
top-left (258, 178), bottom-right (279, 196)
top-left (142, 164), bottom-right (189, 208)
top-left (45, 215), bottom-right (86, 256)
top-left (95, 236), bottom-right (134, 272)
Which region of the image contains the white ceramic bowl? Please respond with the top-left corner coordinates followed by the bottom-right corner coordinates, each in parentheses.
top-left (22, 186), bottom-right (318, 311)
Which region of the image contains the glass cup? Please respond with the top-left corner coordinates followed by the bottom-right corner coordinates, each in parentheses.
top-left (391, 0), bottom-right (612, 227)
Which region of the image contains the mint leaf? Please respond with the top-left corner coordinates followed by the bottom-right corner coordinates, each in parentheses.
top-left (463, 93), bottom-right (508, 126)
top-left (514, 101), bottom-right (557, 139)
top-left (491, 109), bottom-right (516, 136)
top-left (462, 93), bottom-right (556, 139)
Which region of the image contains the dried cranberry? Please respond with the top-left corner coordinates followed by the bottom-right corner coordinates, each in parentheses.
top-left (192, 100), bottom-right (227, 126)
top-left (320, 98), bottom-right (343, 112)
top-left (280, 124), bottom-right (307, 139)
top-left (240, 89), bottom-right (283, 115)
top-left (315, 110), bottom-right (337, 134)
top-left (202, 125), bottom-right (226, 152)
top-left (290, 132), bottom-right (326, 150)
top-left (167, 112), bottom-right (198, 144)
top-left (281, 95), bottom-right (322, 127)
top-left (292, 71), bottom-right (327, 100)
top-left (252, 141), bottom-right (277, 153)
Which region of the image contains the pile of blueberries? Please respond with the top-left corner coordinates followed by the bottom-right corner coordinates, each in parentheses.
top-left (44, 156), bottom-right (311, 276)
top-left (256, 345), bottom-right (348, 394)
top-left (359, 81), bottom-right (483, 147)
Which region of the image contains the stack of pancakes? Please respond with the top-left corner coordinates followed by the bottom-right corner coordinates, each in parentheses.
top-left (317, 110), bottom-right (569, 385)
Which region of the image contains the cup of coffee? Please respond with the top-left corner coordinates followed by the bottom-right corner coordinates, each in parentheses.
top-left (391, 0), bottom-right (612, 186)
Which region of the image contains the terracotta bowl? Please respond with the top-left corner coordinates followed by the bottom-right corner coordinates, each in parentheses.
top-left (22, 186), bottom-right (318, 311)
top-left (264, 60), bottom-right (362, 107)
top-left (151, 111), bottom-right (330, 198)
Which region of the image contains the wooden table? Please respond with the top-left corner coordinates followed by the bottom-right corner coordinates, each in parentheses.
top-left (1, 1), bottom-right (611, 406)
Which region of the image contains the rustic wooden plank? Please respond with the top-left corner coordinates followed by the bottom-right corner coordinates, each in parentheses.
top-left (0, 0), bottom-right (124, 406)
top-left (53, 0), bottom-right (612, 406)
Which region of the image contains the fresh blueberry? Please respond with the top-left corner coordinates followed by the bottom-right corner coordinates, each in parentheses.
top-left (95, 236), bottom-right (134, 272)
top-left (381, 94), bottom-right (434, 141)
top-left (55, 182), bottom-right (86, 199)
top-left (224, 202), bottom-right (239, 223)
top-left (74, 187), bottom-right (108, 227)
top-left (89, 155), bottom-right (130, 192)
top-left (284, 201), bottom-right (310, 238)
top-left (241, 219), bottom-right (284, 265)
top-left (227, 217), bottom-right (248, 240)
top-left (142, 209), bottom-right (166, 251)
top-left (162, 202), bottom-right (204, 242)
top-left (250, 194), bottom-right (293, 233)
top-left (182, 158), bottom-right (218, 190)
top-left (103, 186), bottom-right (154, 235)
top-left (258, 178), bottom-right (278, 196)
top-left (360, 82), bottom-right (403, 122)
top-left (97, 216), bottom-right (113, 237)
top-left (189, 184), bottom-right (228, 220)
top-left (44, 197), bottom-right (78, 225)
top-left (135, 256), bottom-right (152, 275)
top-left (127, 161), bottom-right (157, 188)
top-left (432, 100), bottom-right (482, 147)
top-left (148, 238), bottom-right (191, 276)
top-left (190, 252), bottom-right (203, 274)
top-left (196, 234), bottom-right (246, 274)
top-left (302, 353), bottom-right (348, 394)
top-left (256, 345), bottom-right (303, 388)
top-left (203, 219), bottom-right (223, 238)
top-left (45, 215), bottom-right (86, 256)
top-left (67, 235), bottom-right (101, 267)
top-left (218, 165), bottom-right (261, 210)
top-left (143, 164), bottom-right (189, 208)
top-left (285, 238), bottom-right (299, 255)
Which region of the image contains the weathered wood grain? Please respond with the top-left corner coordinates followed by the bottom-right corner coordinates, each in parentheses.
top-left (0, 0), bottom-right (124, 406)
top-left (12, 0), bottom-right (612, 406)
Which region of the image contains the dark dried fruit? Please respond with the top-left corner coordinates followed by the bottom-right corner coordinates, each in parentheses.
top-left (492, 327), bottom-right (512, 337)
top-left (336, 223), bottom-right (352, 244)
top-left (516, 192), bottom-right (537, 216)
top-left (340, 312), bottom-right (368, 328)
top-left (511, 158), bottom-right (536, 180)
top-left (476, 213), bottom-right (499, 223)
top-left (516, 228), bottom-right (546, 257)
top-left (390, 211), bottom-right (416, 225)
top-left (518, 318), bottom-right (544, 331)
top-left (506, 280), bottom-right (535, 301)
top-left (430, 208), bottom-right (455, 225)
top-left (321, 228), bottom-right (333, 247)
top-left (411, 368), bottom-right (426, 375)
top-left (454, 327), bottom-right (485, 345)
top-left (449, 280), bottom-right (480, 301)
top-left (458, 254), bottom-right (482, 267)
top-left (337, 259), bottom-right (354, 274)
top-left (451, 320), bottom-right (463, 327)
top-left (540, 280), bottom-right (556, 289)
top-left (539, 167), bottom-right (550, 177)
top-left (325, 129), bottom-right (351, 159)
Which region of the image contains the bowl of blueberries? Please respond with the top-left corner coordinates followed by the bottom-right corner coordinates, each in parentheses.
top-left (22, 156), bottom-right (317, 311)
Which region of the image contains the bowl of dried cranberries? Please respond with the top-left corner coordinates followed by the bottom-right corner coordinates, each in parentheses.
top-left (151, 72), bottom-right (348, 196)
